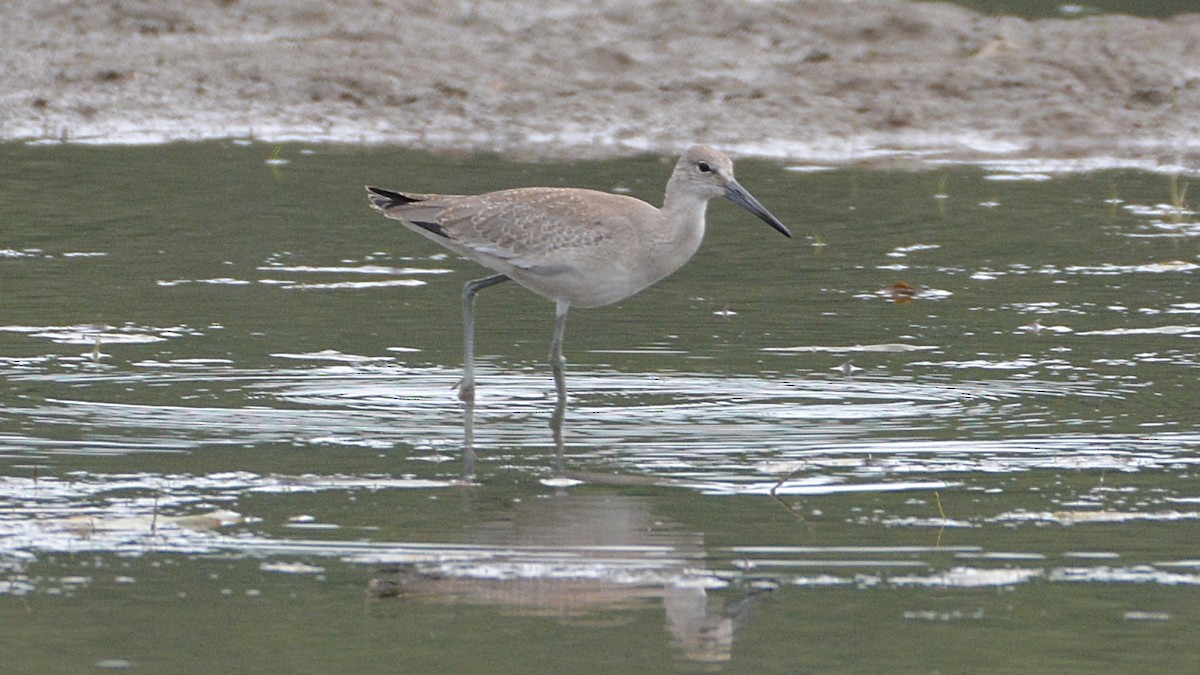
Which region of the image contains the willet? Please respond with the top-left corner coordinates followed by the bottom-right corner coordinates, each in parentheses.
top-left (366, 145), bottom-right (791, 410)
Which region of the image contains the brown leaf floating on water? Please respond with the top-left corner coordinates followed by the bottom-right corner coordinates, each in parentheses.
top-left (888, 280), bottom-right (917, 304)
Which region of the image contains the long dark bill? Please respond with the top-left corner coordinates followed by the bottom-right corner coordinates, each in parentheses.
top-left (725, 182), bottom-right (792, 238)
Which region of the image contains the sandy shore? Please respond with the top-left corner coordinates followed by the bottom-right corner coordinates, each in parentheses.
top-left (3, 0), bottom-right (1199, 168)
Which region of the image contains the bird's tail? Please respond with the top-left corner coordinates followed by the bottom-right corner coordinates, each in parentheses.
top-left (365, 186), bottom-right (421, 211)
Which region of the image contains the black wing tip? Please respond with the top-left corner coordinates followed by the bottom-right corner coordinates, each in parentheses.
top-left (365, 186), bottom-right (419, 210)
top-left (364, 187), bottom-right (450, 238)
top-left (411, 221), bottom-right (450, 238)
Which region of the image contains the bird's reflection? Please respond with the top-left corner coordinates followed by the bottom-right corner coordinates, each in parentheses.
top-left (460, 381), bottom-right (566, 483)
top-left (461, 397), bottom-right (478, 480)
top-left (376, 404), bottom-right (767, 663)
top-left (369, 491), bottom-right (764, 663)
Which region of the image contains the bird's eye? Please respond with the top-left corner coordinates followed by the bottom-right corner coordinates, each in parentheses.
top-left (697, 162), bottom-right (712, 173)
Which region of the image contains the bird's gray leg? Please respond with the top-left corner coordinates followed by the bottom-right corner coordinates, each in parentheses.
top-left (550, 300), bottom-right (570, 405)
top-left (460, 274), bottom-right (510, 405)
top-left (549, 301), bottom-right (570, 449)
top-left (460, 274), bottom-right (509, 479)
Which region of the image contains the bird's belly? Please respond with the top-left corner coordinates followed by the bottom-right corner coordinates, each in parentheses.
top-left (510, 262), bottom-right (664, 309)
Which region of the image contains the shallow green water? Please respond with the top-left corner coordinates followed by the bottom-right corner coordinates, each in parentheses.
top-left (1, 141), bottom-right (1199, 672)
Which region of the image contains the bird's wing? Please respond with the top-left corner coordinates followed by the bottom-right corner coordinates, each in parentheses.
top-left (368, 187), bottom-right (650, 272)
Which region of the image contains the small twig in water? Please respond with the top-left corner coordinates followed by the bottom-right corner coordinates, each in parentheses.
top-left (770, 464), bottom-right (808, 522)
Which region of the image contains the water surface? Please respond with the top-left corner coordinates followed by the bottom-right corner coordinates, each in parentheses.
top-left (1, 142), bottom-right (1198, 671)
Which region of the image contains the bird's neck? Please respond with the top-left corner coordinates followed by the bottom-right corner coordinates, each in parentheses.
top-left (661, 185), bottom-right (709, 255)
